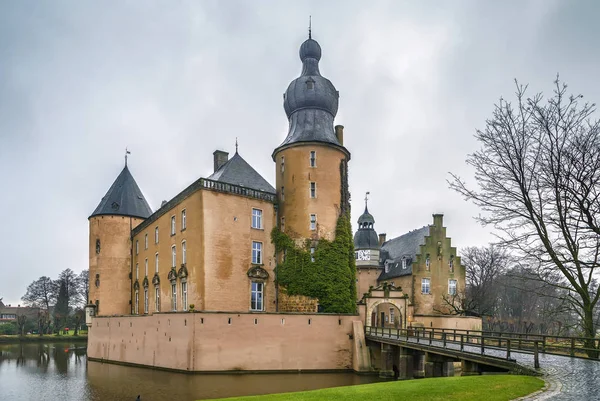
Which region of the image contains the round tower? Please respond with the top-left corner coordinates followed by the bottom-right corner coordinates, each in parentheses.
top-left (353, 198), bottom-right (382, 300)
top-left (88, 163), bottom-right (152, 316)
top-left (273, 35), bottom-right (350, 241)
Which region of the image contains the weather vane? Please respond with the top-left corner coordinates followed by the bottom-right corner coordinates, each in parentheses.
top-left (235, 137), bottom-right (238, 153)
top-left (365, 191), bottom-right (370, 207)
top-left (308, 15), bottom-right (312, 39)
top-left (125, 147), bottom-right (131, 166)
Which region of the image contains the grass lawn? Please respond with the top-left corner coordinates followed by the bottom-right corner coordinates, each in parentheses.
top-left (207, 375), bottom-right (544, 401)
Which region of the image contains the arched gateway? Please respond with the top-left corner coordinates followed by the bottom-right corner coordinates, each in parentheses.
top-left (362, 283), bottom-right (409, 329)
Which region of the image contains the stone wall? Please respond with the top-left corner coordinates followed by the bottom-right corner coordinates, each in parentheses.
top-left (412, 315), bottom-right (482, 331)
top-left (87, 312), bottom-right (366, 372)
top-left (277, 287), bottom-right (318, 313)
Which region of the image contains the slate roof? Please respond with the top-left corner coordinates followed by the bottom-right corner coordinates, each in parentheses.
top-left (273, 37), bottom-right (349, 159)
top-left (90, 166), bottom-right (153, 219)
top-left (378, 225), bottom-right (430, 281)
top-left (354, 206), bottom-right (379, 249)
top-left (207, 152), bottom-right (276, 194)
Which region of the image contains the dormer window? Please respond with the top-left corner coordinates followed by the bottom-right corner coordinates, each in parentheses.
top-left (425, 254), bottom-right (431, 271)
top-left (402, 258), bottom-right (407, 269)
top-left (449, 255), bottom-right (455, 272)
top-left (384, 262), bottom-right (390, 273)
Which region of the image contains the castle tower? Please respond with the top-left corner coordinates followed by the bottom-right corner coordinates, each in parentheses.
top-left (89, 163), bottom-right (152, 316)
top-left (353, 198), bottom-right (382, 299)
top-left (273, 35), bottom-right (351, 241)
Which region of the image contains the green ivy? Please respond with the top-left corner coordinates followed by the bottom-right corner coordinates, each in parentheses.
top-left (272, 214), bottom-right (357, 314)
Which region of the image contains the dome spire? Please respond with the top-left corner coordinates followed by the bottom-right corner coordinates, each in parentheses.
top-left (364, 191), bottom-right (370, 213)
top-left (308, 15), bottom-right (312, 39)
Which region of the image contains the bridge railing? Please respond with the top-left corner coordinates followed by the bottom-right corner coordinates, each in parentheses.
top-left (421, 327), bottom-right (600, 360)
top-left (365, 325), bottom-right (600, 367)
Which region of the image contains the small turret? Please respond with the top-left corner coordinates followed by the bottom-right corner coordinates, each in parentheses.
top-left (89, 161), bottom-right (152, 316)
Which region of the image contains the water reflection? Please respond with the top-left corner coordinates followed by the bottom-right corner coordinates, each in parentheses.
top-left (0, 343), bottom-right (381, 401)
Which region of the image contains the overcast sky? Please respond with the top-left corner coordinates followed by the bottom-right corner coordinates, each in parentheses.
top-left (1, 0), bottom-right (599, 305)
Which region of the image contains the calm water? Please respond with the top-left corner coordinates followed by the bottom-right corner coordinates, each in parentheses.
top-left (0, 342), bottom-right (381, 401)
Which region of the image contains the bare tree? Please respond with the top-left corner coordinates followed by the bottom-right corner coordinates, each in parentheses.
top-left (450, 78), bottom-right (600, 355)
top-left (21, 276), bottom-right (55, 310)
top-left (77, 270), bottom-right (89, 307)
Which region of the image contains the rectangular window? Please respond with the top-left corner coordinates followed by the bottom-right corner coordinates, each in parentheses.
top-left (144, 288), bottom-right (148, 314)
top-left (250, 282), bottom-right (264, 311)
top-left (171, 283), bottom-right (177, 311)
top-left (252, 241), bottom-right (262, 264)
top-left (155, 287), bottom-right (160, 312)
top-left (155, 253), bottom-right (159, 273)
top-left (281, 156), bottom-right (285, 173)
top-left (422, 278), bottom-right (431, 294)
top-left (390, 307), bottom-right (395, 325)
top-left (449, 279), bottom-right (457, 296)
top-left (310, 182), bottom-right (316, 198)
top-left (425, 255), bottom-right (431, 271)
top-left (310, 214), bottom-right (317, 230)
top-left (182, 241), bottom-right (187, 264)
top-left (136, 263), bottom-right (139, 280)
top-left (281, 186), bottom-right (285, 202)
top-left (181, 209), bottom-right (187, 230)
top-left (310, 151), bottom-right (316, 167)
top-left (171, 245), bottom-right (176, 267)
top-left (135, 290), bottom-right (139, 314)
top-left (449, 256), bottom-right (455, 272)
top-left (171, 216), bottom-right (176, 235)
top-left (135, 240), bottom-right (139, 255)
top-left (144, 258), bottom-right (148, 277)
top-left (280, 216), bottom-right (285, 231)
top-left (144, 233), bottom-right (148, 249)
top-left (252, 208), bottom-right (262, 229)
top-left (155, 227), bottom-right (159, 244)
top-left (182, 282), bottom-right (188, 311)
top-left (310, 247), bottom-right (315, 262)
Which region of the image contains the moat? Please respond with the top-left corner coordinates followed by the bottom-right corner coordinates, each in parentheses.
top-left (0, 342), bottom-right (382, 401)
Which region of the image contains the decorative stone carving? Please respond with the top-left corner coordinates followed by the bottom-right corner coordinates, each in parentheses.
top-left (142, 276), bottom-right (149, 288)
top-left (178, 264), bottom-right (188, 279)
top-left (247, 266), bottom-right (269, 280)
top-left (133, 280), bottom-right (140, 290)
top-left (152, 273), bottom-right (160, 286)
top-left (167, 267), bottom-right (177, 282)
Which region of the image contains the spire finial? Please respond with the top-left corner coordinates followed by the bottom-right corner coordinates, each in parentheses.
top-left (308, 15), bottom-right (312, 39)
top-left (125, 147), bottom-right (131, 167)
top-left (365, 191), bottom-right (370, 209)
top-left (235, 137), bottom-right (238, 153)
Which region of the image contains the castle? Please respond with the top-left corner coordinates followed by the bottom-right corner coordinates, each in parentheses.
top-left (87, 35), bottom-right (472, 373)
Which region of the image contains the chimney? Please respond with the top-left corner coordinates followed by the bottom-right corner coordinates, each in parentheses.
top-left (378, 233), bottom-right (387, 246)
top-left (335, 125), bottom-right (344, 146)
top-left (213, 150), bottom-right (229, 172)
top-left (432, 213), bottom-right (444, 228)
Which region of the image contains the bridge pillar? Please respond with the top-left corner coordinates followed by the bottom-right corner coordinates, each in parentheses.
top-left (413, 351), bottom-right (425, 378)
top-left (379, 343), bottom-right (395, 378)
top-left (424, 353), bottom-right (455, 378)
top-left (461, 360), bottom-right (481, 376)
top-left (397, 346), bottom-right (413, 380)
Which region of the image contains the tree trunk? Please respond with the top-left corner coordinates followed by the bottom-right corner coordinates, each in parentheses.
top-left (582, 304), bottom-right (599, 358)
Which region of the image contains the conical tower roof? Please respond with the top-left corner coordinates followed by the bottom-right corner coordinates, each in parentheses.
top-left (90, 165), bottom-right (152, 219)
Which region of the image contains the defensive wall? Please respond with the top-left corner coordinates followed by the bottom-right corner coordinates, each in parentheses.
top-left (87, 311), bottom-right (370, 373)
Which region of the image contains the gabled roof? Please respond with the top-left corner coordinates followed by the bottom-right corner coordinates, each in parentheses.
top-left (207, 152), bottom-right (276, 194)
top-left (90, 165), bottom-right (153, 219)
top-left (378, 225), bottom-right (430, 281)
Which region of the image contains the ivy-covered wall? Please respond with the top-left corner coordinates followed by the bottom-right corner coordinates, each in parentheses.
top-left (272, 214), bottom-right (357, 314)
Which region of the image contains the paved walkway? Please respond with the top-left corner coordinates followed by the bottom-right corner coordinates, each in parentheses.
top-left (369, 332), bottom-right (600, 400)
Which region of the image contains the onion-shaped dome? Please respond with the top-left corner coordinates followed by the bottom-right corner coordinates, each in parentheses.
top-left (274, 36), bottom-right (349, 159)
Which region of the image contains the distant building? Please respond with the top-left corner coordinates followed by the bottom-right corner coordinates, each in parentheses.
top-left (0, 299), bottom-right (40, 323)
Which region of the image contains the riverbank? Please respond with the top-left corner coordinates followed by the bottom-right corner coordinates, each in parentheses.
top-left (0, 334), bottom-right (87, 344)
top-left (206, 375), bottom-right (545, 401)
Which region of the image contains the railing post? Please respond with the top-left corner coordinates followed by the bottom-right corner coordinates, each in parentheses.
top-left (429, 330), bottom-right (433, 345)
top-left (480, 334), bottom-right (485, 354)
top-left (460, 334), bottom-right (464, 351)
top-left (388, 327), bottom-right (391, 338)
top-left (405, 327), bottom-right (409, 342)
top-left (498, 336), bottom-right (501, 347)
top-left (506, 339), bottom-right (511, 360)
top-left (416, 329), bottom-right (420, 343)
top-left (570, 338), bottom-right (575, 357)
top-left (466, 330), bottom-right (470, 344)
top-left (518, 333), bottom-right (522, 350)
top-left (442, 332), bottom-right (447, 348)
top-left (534, 341), bottom-right (540, 369)
top-left (542, 335), bottom-right (546, 353)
